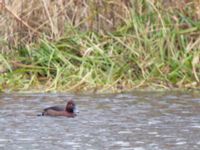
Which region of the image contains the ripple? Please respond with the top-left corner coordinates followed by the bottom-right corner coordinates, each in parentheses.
top-left (0, 92), bottom-right (200, 149)
top-left (176, 141), bottom-right (187, 145)
top-left (191, 125), bottom-right (200, 128)
top-left (133, 147), bottom-right (145, 150)
top-left (118, 131), bottom-right (132, 134)
top-left (0, 139), bottom-right (11, 142)
top-left (112, 141), bottom-right (130, 147)
top-left (17, 138), bottom-right (36, 141)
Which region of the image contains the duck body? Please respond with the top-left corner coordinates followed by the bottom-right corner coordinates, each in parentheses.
top-left (44, 106), bottom-right (65, 112)
top-left (41, 100), bottom-right (77, 117)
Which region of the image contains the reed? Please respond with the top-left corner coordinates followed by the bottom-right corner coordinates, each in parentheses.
top-left (0, 0), bottom-right (199, 92)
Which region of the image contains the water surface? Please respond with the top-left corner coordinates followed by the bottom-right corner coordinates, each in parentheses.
top-left (0, 91), bottom-right (200, 150)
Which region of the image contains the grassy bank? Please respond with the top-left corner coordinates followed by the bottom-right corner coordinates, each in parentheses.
top-left (0, 0), bottom-right (200, 93)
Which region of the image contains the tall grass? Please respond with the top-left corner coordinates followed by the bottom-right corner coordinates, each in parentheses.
top-left (0, 0), bottom-right (200, 92)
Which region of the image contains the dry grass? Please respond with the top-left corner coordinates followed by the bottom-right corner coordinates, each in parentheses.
top-left (0, 0), bottom-right (199, 52)
top-left (0, 0), bottom-right (131, 50)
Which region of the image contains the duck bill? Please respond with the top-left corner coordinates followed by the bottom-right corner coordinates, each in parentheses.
top-left (74, 106), bottom-right (79, 114)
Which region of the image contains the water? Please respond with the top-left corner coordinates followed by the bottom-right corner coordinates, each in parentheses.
top-left (0, 91), bottom-right (200, 150)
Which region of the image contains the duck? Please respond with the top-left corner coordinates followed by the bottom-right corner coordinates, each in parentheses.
top-left (40, 100), bottom-right (77, 117)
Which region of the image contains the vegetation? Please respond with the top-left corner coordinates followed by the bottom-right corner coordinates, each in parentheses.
top-left (0, 0), bottom-right (200, 93)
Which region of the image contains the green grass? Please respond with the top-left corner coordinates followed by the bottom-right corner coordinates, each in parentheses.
top-left (0, 1), bottom-right (200, 93)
